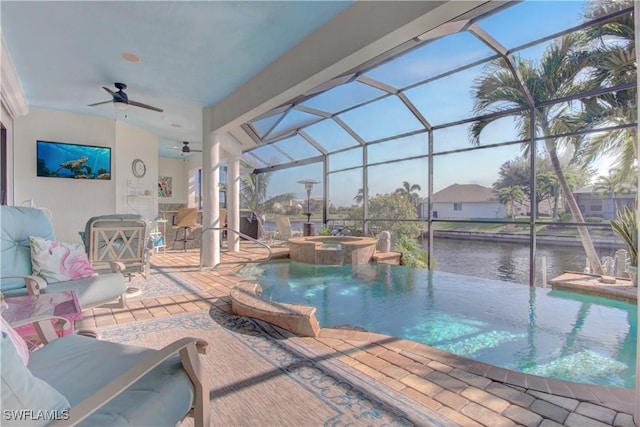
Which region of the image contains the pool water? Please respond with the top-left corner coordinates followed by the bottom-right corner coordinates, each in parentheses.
top-left (240, 260), bottom-right (637, 389)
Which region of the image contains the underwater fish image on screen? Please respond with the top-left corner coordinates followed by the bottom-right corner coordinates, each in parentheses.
top-left (36, 140), bottom-right (111, 180)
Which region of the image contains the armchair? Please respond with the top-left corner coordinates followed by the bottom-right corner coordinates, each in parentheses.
top-left (82, 214), bottom-right (151, 279)
top-left (1, 206), bottom-right (127, 309)
top-left (1, 316), bottom-right (209, 426)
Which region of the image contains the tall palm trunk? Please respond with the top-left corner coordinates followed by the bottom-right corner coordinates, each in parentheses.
top-left (544, 138), bottom-right (603, 274)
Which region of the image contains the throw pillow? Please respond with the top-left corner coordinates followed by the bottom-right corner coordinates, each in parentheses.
top-left (28, 236), bottom-right (97, 284)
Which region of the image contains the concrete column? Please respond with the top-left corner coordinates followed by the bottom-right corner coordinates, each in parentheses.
top-left (228, 155), bottom-right (240, 252)
top-left (201, 132), bottom-right (220, 268)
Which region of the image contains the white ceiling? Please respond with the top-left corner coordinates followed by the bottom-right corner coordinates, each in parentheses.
top-left (0, 1), bottom-right (353, 158)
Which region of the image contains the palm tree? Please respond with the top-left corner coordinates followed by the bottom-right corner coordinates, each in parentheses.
top-left (498, 186), bottom-right (525, 220)
top-left (536, 172), bottom-right (560, 219)
top-left (395, 181), bottom-right (422, 205)
top-left (470, 34), bottom-right (604, 274)
top-left (593, 173), bottom-right (635, 214)
top-left (353, 187), bottom-right (368, 205)
top-left (240, 171), bottom-right (269, 211)
top-left (578, 1), bottom-right (636, 180)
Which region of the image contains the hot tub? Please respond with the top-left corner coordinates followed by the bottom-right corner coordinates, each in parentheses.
top-left (288, 236), bottom-right (377, 265)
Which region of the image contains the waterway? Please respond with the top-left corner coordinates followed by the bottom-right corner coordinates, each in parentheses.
top-left (428, 238), bottom-right (615, 285)
top-left (263, 220), bottom-right (625, 285)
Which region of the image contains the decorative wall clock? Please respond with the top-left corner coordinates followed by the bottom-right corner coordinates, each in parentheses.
top-left (132, 158), bottom-right (146, 178)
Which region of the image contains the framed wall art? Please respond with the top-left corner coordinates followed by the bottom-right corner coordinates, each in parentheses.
top-left (158, 176), bottom-right (172, 197)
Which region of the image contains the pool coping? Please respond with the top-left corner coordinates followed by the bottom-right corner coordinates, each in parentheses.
top-left (229, 257), bottom-right (637, 405)
top-left (550, 271), bottom-right (636, 303)
top-left (318, 326), bottom-right (635, 412)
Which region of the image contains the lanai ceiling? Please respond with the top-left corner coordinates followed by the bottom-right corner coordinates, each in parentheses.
top-left (5, 1), bottom-right (620, 166)
top-left (0, 1), bottom-right (354, 158)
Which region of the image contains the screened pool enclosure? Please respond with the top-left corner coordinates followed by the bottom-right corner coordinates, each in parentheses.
top-left (232, 0), bottom-right (636, 286)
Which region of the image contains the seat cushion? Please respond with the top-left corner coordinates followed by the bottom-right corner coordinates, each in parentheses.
top-left (1, 330), bottom-right (71, 426)
top-left (1, 206), bottom-right (56, 292)
top-left (29, 334), bottom-right (195, 427)
top-left (1, 273), bottom-right (127, 309)
top-left (45, 273), bottom-right (127, 309)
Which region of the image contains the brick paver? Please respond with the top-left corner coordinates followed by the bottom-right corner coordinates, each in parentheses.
top-left (530, 399), bottom-right (570, 424)
top-left (575, 402), bottom-right (617, 424)
top-left (461, 402), bottom-right (516, 427)
top-left (486, 383), bottom-right (536, 407)
top-left (426, 371), bottom-right (469, 393)
top-left (78, 246), bottom-right (636, 427)
top-left (564, 413), bottom-right (611, 427)
top-left (434, 389), bottom-right (470, 411)
top-left (461, 386), bottom-right (511, 413)
top-left (502, 404), bottom-right (544, 427)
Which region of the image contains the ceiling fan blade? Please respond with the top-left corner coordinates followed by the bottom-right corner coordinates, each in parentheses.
top-left (128, 99), bottom-right (163, 112)
top-left (102, 86), bottom-right (116, 96)
top-left (88, 100), bottom-right (113, 107)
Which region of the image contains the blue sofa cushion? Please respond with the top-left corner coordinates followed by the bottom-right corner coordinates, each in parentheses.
top-left (1, 331), bottom-right (71, 426)
top-left (1, 273), bottom-right (127, 309)
top-left (1, 207), bottom-right (55, 291)
top-left (28, 334), bottom-right (194, 427)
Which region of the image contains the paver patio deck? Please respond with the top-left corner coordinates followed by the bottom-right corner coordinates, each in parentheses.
top-left (76, 242), bottom-right (637, 427)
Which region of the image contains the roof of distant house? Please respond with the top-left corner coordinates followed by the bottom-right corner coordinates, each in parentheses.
top-left (574, 186), bottom-right (637, 195)
top-left (432, 184), bottom-right (498, 203)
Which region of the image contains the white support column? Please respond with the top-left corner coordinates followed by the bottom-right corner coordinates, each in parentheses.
top-left (228, 156), bottom-right (241, 252)
top-left (201, 133), bottom-right (221, 268)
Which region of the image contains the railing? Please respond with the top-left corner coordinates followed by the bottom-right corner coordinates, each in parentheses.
top-left (199, 227), bottom-right (272, 270)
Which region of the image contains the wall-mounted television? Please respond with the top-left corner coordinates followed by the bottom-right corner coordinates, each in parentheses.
top-left (36, 140), bottom-right (111, 180)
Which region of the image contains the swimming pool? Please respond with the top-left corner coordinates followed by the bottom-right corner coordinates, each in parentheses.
top-left (240, 260), bottom-right (637, 389)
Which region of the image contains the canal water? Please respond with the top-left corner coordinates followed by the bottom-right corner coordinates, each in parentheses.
top-left (429, 238), bottom-right (607, 285)
top-left (264, 220), bottom-right (624, 285)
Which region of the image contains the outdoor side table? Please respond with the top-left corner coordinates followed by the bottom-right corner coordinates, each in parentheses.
top-left (1, 290), bottom-right (82, 346)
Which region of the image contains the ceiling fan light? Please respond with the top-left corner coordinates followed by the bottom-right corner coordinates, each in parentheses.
top-left (114, 101), bottom-right (127, 110)
top-left (120, 52), bottom-right (141, 63)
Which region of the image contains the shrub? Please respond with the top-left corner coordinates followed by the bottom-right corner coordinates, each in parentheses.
top-left (318, 225), bottom-right (331, 236)
top-left (558, 212), bottom-right (573, 222)
top-left (393, 234), bottom-right (430, 269)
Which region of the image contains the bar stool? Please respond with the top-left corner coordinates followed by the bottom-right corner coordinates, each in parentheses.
top-left (173, 208), bottom-right (198, 251)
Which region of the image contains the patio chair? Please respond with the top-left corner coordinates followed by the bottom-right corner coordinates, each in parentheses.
top-left (173, 208), bottom-right (199, 251)
top-left (82, 214), bottom-right (151, 279)
top-left (1, 316), bottom-right (209, 426)
top-left (275, 216), bottom-right (302, 243)
top-left (1, 206), bottom-right (127, 309)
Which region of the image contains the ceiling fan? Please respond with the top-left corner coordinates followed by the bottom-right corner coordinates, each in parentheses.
top-left (88, 82), bottom-right (163, 112)
top-left (172, 141), bottom-right (203, 156)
